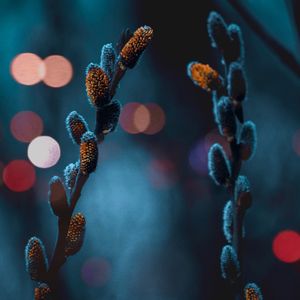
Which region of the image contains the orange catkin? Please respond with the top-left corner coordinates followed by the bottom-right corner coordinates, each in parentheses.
top-left (85, 64), bottom-right (110, 108)
top-left (34, 284), bottom-right (52, 300)
top-left (65, 213), bottom-right (86, 256)
top-left (120, 25), bottom-right (153, 68)
top-left (188, 62), bottom-right (221, 92)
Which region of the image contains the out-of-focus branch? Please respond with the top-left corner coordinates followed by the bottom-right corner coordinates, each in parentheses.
top-left (228, 0), bottom-right (300, 77)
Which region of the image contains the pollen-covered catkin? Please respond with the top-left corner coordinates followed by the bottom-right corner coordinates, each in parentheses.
top-left (65, 213), bottom-right (86, 256)
top-left (187, 62), bottom-right (223, 92)
top-left (119, 25), bottom-right (153, 68)
top-left (244, 283), bottom-right (263, 300)
top-left (85, 63), bottom-right (110, 108)
top-left (80, 131), bottom-right (98, 175)
top-left (25, 237), bottom-right (48, 281)
top-left (66, 111), bottom-right (89, 145)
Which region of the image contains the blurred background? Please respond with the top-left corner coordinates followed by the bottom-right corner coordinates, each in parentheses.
top-left (0, 0), bottom-right (299, 299)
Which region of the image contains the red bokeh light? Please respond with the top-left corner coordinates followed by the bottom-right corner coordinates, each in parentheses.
top-left (43, 55), bottom-right (73, 88)
top-left (272, 230), bottom-right (300, 263)
top-left (120, 102), bottom-right (141, 134)
top-left (144, 103), bottom-right (166, 135)
top-left (10, 111), bottom-right (43, 143)
top-left (3, 160), bottom-right (36, 192)
top-left (133, 104), bottom-right (151, 132)
top-left (148, 158), bottom-right (177, 188)
top-left (10, 53), bottom-right (45, 85)
top-left (120, 102), bottom-right (166, 135)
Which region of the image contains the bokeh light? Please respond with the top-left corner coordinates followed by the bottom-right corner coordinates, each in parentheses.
top-left (27, 136), bottom-right (61, 168)
top-left (292, 129), bottom-right (300, 156)
top-left (144, 103), bottom-right (166, 135)
top-left (81, 258), bottom-right (111, 287)
top-left (3, 160), bottom-right (36, 192)
top-left (272, 230), bottom-right (300, 263)
top-left (120, 102), bottom-right (165, 135)
top-left (10, 111), bottom-right (43, 143)
top-left (43, 55), bottom-right (73, 88)
top-left (10, 53), bottom-right (45, 85)
top-left (120, 102), bottom-right (142, 134)
top-left (133, 104), bottom-right (151, 132)
top-left (148, 158), bottom-right (177, 188)
top-left (189, 140), bottom-right (208, 175)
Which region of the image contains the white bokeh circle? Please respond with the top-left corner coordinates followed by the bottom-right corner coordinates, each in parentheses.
top-left (27, 136), bottom-right (61, 168)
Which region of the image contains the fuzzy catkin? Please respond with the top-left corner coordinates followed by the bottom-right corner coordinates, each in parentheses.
top-left (228, 62), bottom-right (247, 102)
top-left (207, 11), bottom-right (229, 51)
top-left (223, 200), bottom-right (233, 243)
top-left (48, 176), bottom-right (69, 216)
top-left (66, 111), bottom-right (89, 145)
top-left (239, 121), bottom-right (257, 160)
top-left (80, 131), bottom-right (98, 175)
top-left (85, 63), bottom-right (110, 108)
top-left (100, 43), bottom-right (116, 80)
top-left (65, 213), bottom-right (86, 256)
top-left (25, 237), bottom-right (48, 281)
top-left (64, 161), bottom-right (79, 190)
top-left (208, 143), bottom-right (231, 186)
top-left (244, 283), bottom-right (263, 300)
top-left (187, 62), bottom-right (222, 92)
top-left (119, 25), bottom-right (153, 68)
top-left (220, 245), bottom-right (240, 282)
top-left (235, 175), bottom-right (252, 209)
top-left (227, 24), bottom-right (244, 64)
top-left (216, 96), bottom-right (236, 139)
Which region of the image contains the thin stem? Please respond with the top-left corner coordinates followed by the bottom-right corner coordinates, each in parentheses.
top-left (109, 61), bottom-right (127, 99)
top-left (47, 173), bottom-right (89, 280)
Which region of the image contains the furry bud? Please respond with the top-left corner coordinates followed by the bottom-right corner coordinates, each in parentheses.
top-left (64, 161), bottom-right (79, 190)
top-left (235, 175), bottom-right (252, 210)
top-left (100, 43), bottom-right (116, 80)
top-left (216, 96), bottom-right (236, 139)
top-left (48, 176), bottom-right (69, 216)
top-left (223, 199), bottom-right (245, 242)
top-left (96, 100), bottom-right (121, 135)
top-left (34, 283), bottom-right (52, 300)
top-left (65, 213), bottom-right (86, 256)
top-left (228, 62), bottom-right (247, 102)
top-left (223, 200), bottom-right (233, 243)
top-left (244, 283), bottom-right (263, 300)
top-left (208, 143), bottom-right (231, 186)
top-left (119, 25), bottom-right (153, 68)
top-left (80, 131), bottom-right (98, 175)
top-left (226, 24), bottom-right (244, 63)
top-left (66, 111), bottom-right (89, 145)
top-left (207, 11), bottom-right (229, 51)
top-left (187, 62), bottom-right (223, 92)
top-left (86, 63), bottom-right (110, 108)
top-left (220, 245), bottom-right (240, 282)
top-left (239, 121), bottom-right (257, 160)
top-left (25, 237), bottom-right (48, 281)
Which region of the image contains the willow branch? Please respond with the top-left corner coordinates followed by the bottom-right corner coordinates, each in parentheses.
top-left (47, 173), bottom-right (88, 279)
